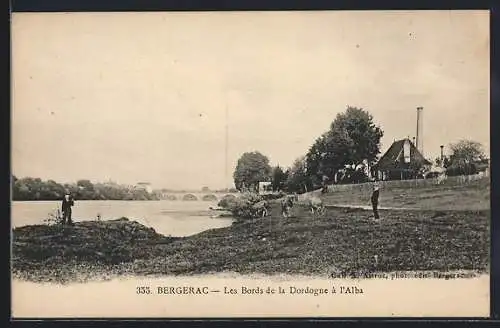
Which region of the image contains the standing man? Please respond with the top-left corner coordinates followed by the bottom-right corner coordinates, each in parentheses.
top-left (371, 180), bottom-right (380, 220)
top-left (321, 174), bottom-right (329, 194)
top-left (61, 192), bottom-right (75, 225)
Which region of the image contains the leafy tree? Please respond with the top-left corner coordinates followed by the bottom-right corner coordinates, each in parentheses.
top-left (446, 162), bottom-right (478, 176)
top-left (12, 175), bottom-right (19, 198)
top-left (76, 179), bottom-right (95, 199)
top-left (77, 179), bottom-right (95, 191)
top-left (233, 151), bottom-right (272, 192)
top-left (17, 177), bottom-right (43, 200)
top-left (13, 178), bottom-right (31, 200)
top-left (271, 165), bottom-right (287, 192)
top-left (285, 156), bottom-right (311, 193)
top-left (44, 180), bottom-right (65, 199)
top-left (306, 106), bottom-right (383, 183)
top-left (445, 140), bottom-right (485, 176)
top-left (305, 133), bottom-right (328, 184)
top-left (63, 183), bottom-right (79, 196)
top-left (449, 140), bottom-right (486, 165)
top-left (330, 106), bottom-right (383, 165)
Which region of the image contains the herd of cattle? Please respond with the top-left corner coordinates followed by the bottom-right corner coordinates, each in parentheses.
top-left (251, 194), bottom-right (325, 218)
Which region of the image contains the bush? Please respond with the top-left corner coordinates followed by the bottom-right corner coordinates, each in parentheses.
top-left (218, 195), bottom-right (237, 208)
top-left (218, 193), bottom-right (265, 220)
top-left (446, 163), bottom-right (478, 176)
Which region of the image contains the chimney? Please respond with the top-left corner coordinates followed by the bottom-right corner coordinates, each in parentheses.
top-left (440, 145), bottom-right (444, 163)
top-left (416, 107), bottom-right (424, 155)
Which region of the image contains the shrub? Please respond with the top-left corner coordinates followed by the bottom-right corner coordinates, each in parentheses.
top-left (43, 208), bottom-right (63, 226)
top-left (218, 194), bottom-right (237, 208)
top-left (446, 163), bottom-right (478, 176)
top-left (218, 193), bottom-right (265, 220)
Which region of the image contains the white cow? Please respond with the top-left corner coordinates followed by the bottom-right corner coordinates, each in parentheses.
top-left (306, 195), bottom-right (326, 216)
top-left (252, 200), bottom-right (270, 218)
top-left (435, 173), bottom-right (447, 185)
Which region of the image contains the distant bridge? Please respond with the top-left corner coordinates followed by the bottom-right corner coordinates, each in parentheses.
top-left (159, 192), bottom-right (239, 201)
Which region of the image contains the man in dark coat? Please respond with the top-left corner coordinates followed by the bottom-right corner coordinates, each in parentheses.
top-left (371, 180), bottom-right (380, 220)
top-left (61, 193), bottom-right (75, 225)
top-left (321, 174), bottom-right (329, 194)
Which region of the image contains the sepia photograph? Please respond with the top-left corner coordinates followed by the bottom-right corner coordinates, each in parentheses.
top-left (11, 10), bottom-right (490, 318)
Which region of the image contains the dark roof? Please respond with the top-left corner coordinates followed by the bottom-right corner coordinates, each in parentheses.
top-left (375, 138), bottom-right (431, 170)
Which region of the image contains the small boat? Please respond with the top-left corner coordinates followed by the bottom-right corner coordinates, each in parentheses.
top-left (209, 206), bottom-right (228, 211)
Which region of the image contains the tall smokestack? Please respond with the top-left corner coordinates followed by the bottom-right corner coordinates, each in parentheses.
top-left (416, 107), bottom-right (424, 155)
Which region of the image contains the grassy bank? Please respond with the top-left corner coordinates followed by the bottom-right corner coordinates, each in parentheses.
top-left (321, 177), bottom-right (490, 210)
top-left (12, 204), bottom-right (489, 283)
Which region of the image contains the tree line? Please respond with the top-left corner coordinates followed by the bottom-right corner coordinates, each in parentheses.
top-left (11, 177), bottom-right (162, 201)
top-left (233, 106), bottom-right (488, 194)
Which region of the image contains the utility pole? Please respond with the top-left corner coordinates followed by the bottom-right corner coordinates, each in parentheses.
top-left (225, 102), bottom-right (229, 191)
top-left (440, 145), bottom-right (444, 166)
top-left (416, 107), bottom-right (424, 155)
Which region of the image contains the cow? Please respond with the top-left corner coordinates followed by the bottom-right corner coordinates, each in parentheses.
top-left (252, 200), bottom-right (270, 218)
top-left (435, 173), bottom-right (447, 185)
top-left (281, 195), bottom-right (296, 218)
top-left (307, 196), bottom-right (326, 216)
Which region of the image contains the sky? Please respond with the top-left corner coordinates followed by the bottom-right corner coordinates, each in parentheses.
top-left (11, 11), bottom-right (490, 190)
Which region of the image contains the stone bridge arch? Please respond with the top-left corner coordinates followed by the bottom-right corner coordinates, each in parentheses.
top-left (164, 194), bottom-right (177, 201)
top-left (182, 193), bottom-right (198, 201)
top-left (201, 194), bottom-right (218, 201)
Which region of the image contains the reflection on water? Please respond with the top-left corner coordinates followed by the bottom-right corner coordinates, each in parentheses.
top-left (11, 200), bottom-right (233, 237)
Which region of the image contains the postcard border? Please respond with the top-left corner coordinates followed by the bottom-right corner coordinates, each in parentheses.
top-left (7, 0), bottom-right (500, 324)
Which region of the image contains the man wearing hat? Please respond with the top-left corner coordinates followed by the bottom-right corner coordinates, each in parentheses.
top-left (371, 180), bottom-right (380, 220)
top-left (61, 192), bottom-right (75, 225)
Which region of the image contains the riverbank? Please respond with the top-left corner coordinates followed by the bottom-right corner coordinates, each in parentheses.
top-left (12, 204), bottom-right (490, 284)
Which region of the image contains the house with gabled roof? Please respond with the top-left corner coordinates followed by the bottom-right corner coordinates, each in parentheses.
top-left (373, 138), bottom-right (431, 181)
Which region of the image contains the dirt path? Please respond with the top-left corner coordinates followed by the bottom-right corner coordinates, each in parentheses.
top-left (326, 204), bottom-right (420, 211)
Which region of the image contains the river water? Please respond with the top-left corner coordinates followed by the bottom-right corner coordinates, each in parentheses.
top-left (11, 200), bottom-right (233, 237)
